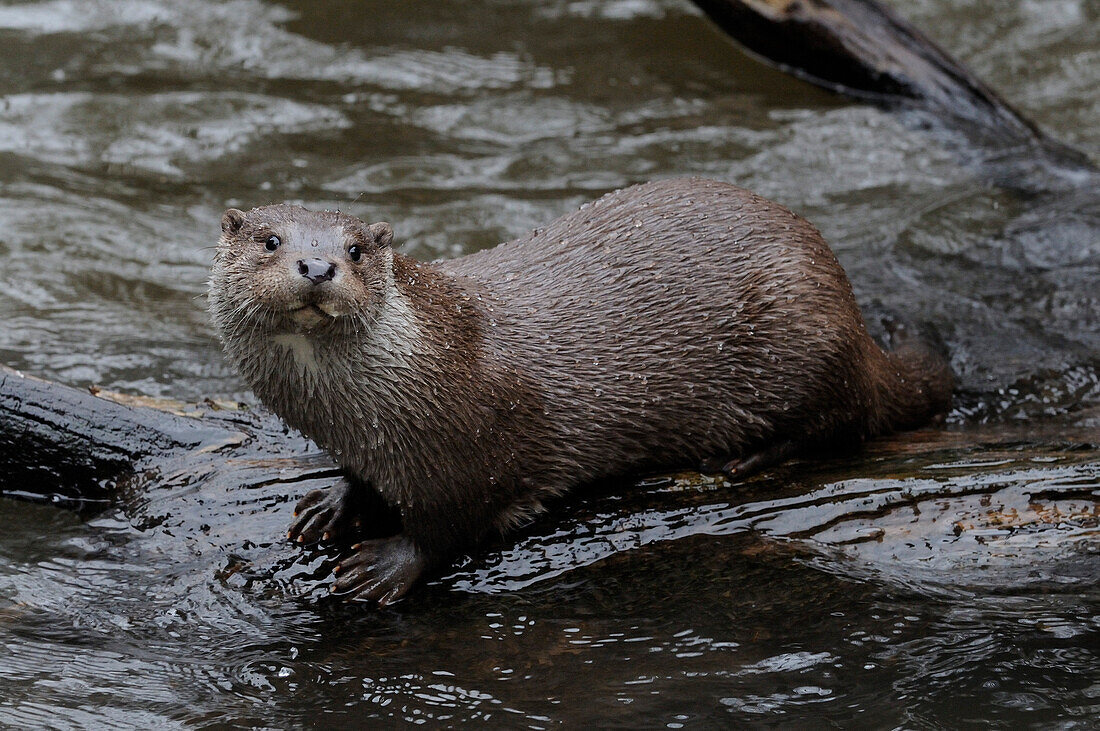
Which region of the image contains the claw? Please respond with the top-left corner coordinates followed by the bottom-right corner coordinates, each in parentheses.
top-left (287, 480), bottom-right (359, 545)
top-left (329, 536), bottom-right (426, 605)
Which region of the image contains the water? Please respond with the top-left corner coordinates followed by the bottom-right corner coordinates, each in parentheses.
top-left (0, 0), bottom-right (1097, 726)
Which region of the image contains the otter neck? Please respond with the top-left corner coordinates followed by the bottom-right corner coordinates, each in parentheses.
top-left (246, 252), bottom-right (484, 488)
top-left (249, 251), bottom-right (405, 451)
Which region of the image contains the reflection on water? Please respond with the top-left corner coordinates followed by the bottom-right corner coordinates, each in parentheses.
top-left (0, 0), bottom-right (1097, 725)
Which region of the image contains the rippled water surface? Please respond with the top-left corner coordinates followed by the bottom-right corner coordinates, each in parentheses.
top-left (0, 0), bottom-right (1097, 726)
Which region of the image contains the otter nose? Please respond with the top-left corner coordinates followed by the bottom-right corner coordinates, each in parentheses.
top-left (297, 258), bottom-right (336, 284)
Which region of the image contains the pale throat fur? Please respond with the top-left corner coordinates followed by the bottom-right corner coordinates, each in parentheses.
top-left (226, 247), bottom-right (427, 482)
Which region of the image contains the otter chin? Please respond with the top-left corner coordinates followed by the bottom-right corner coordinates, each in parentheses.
top-left (208, 178), bottom-right (952, 605)
top-left (289, 302), bottom-right (340, 329)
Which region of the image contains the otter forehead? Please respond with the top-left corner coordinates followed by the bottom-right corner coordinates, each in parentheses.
top-left (241, 204), bottom-right (363, 254)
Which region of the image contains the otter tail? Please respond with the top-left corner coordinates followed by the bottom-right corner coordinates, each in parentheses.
top-left (872, 325), bottom-right (954, 433)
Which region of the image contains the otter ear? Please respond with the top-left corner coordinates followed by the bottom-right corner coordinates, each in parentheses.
top-left (221, 208), bottom-right (245, 235)
top-left (367, 222), bottom-right (394, 248)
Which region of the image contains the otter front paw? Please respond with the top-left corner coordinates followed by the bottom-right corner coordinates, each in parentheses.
top-left (331, 536), bottom-right (426, 605)
top-left (288, 478), bottom-right (359, 544)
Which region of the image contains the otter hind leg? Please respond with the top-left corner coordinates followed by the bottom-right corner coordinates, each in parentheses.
top-left (718, 440), bottom-right (798, 480)
top-left (331, 535), bottom-right (427, 605)
top-left (288, 476), bottom-right (360, 544)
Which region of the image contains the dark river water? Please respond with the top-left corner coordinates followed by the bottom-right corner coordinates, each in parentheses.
top-left (0, 0), bottom-right (1097, 727)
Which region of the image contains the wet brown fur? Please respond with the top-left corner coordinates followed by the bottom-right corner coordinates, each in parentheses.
top-left (208, 177), bottom-right (952, 601)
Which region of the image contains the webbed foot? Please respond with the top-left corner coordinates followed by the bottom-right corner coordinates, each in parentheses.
top-left (331, 535), bottom-right (426, 606)
top-left (288, 478), bottom-right (359, 544)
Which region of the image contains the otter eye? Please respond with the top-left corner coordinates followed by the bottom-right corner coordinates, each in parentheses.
top-left (264, 235), bottom-right (281, 252)
top-left (348, 244), bottom-right (362, 262)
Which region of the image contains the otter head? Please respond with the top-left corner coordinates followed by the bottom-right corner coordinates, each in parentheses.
top-left (209, 204), bottom-right (395, 338)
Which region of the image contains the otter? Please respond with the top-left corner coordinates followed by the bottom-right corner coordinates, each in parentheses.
top-left (208, 178), bottom-right (952, 604)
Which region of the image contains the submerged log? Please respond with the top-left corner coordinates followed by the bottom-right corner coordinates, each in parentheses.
top-left (688, 0), bottom-right (1096, 184)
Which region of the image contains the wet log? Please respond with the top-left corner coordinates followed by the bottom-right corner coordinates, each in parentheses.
top-left (688, 0), bottom-right (1096, 184)
top-left (0, 365), bottom-right (331, 506)
top-left (3, 363), bottom-right (1096, 601)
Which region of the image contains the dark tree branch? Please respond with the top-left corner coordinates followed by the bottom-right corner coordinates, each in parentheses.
top-left (688, 0), bottom-right (1095, 185)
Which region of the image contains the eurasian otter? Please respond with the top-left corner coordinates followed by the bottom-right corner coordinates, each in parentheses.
top-left (208, 177), bottom-right (952, 604)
